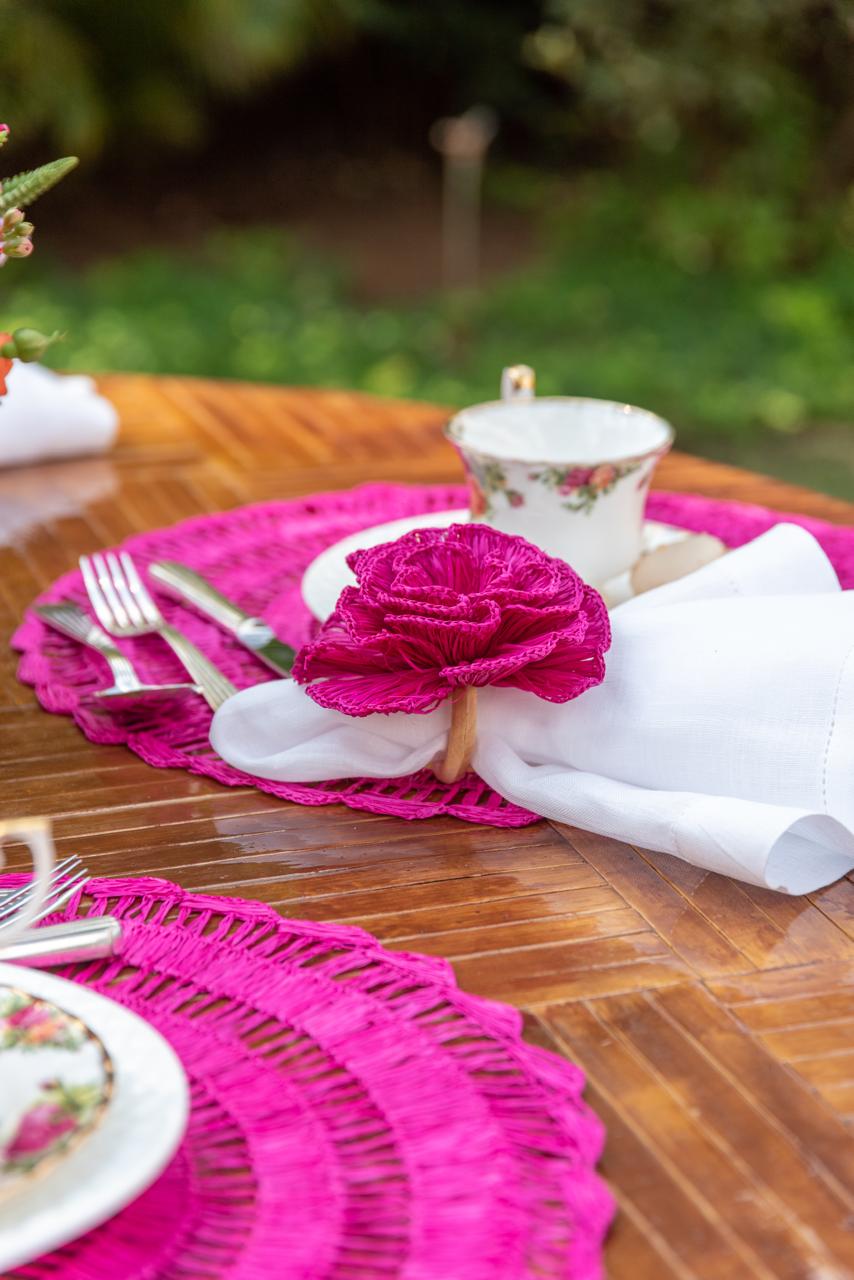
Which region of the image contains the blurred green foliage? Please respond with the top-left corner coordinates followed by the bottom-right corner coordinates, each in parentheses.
top-left (524, 0), bottom-right (853, 190)
top-left (6, 182), bottom-right (854, 486)
top-left (3, 0), bottom-right (854, 492)
top-left (4, 0), bottom-right (854, 211)
top-left (0, 0), bottom-right (353, 153)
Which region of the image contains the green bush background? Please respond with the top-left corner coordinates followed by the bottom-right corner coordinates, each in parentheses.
top-left (3, 0), bottom-right (854, 494)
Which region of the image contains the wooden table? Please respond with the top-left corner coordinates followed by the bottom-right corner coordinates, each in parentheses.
top-left (2, 376), bottom-right (854, 1279)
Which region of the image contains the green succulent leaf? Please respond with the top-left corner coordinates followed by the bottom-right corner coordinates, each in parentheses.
top-left (0, 156), bottom-right (78, 214)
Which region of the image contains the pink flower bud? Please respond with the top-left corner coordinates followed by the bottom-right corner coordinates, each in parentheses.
top-left (3, 208), bottom-right (24, 229)
top-left (9, 237), bottom-right (33, 257)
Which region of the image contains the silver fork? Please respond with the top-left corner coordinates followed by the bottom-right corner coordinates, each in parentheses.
top-left (0, 855), bottom-right (123, 967)
top-left (80, 551), bottom-right (237, 711)
top-left (35, 601), bottom-right (201, 703)
top-left (0, 854), bottom-right (89, 930)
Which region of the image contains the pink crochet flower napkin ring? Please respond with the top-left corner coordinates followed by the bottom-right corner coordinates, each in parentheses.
top-left (293, 523), bottom-right (611, 782)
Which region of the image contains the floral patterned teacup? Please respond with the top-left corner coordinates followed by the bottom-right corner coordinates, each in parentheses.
top-left (445, 366), bottom-right (674, 584)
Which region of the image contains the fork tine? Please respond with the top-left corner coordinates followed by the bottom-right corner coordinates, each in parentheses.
top-left (80, 555), bottom-right (115, 632)
top-left (0, 854), bottom-right (81, 890)
top-left (0, 856), bottom-right (82, 918)
top-left (106, 552), bottom-right (145, 627)
top-left (34, 868), bottom-right (89, 922)
top-left (120, 552), bottom-right (161, 626)
top-left (0, 868), bottom-right (90, 931)
top-left (34, 603), bottom-right (91, 644)
top-left (91, 552), bottom-right (131, 629)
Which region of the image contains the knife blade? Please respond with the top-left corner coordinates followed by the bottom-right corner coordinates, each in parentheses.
top-left (148, 561), bottom-right (295, 676)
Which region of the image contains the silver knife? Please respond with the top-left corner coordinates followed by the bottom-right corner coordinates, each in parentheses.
top-left (148, 561), bottom-right (295, 676)
top-left (0, 917), bottom-right (123, 968)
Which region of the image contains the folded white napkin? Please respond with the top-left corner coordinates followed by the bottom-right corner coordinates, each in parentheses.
top-left (210, 523), bottom-right (854, 893)
top-left (0, 360), bottom-right (118, 467)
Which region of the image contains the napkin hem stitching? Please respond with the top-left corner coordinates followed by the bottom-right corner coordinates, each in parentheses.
top-left (821, 636), bottom-right (854, 812)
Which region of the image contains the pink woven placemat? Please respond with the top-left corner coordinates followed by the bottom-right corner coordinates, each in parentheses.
top-left (3, 874), bottom-right (613, 1279)
top-left (12, 482), bottom-right (854, 828)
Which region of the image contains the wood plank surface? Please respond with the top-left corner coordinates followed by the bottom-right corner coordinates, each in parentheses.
top-left (2, 374), bottom-right (854, 1277)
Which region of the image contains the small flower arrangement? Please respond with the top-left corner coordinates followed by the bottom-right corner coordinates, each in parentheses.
top-left (293, 523), bottom-right (610, 781)
top-left (0, 123), bottom-right (78, 399)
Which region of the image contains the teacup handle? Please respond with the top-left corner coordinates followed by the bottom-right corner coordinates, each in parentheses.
top-left (0, 816), bottom-right (55, 948)
top-left (501, 364), bottom-right (536, 401)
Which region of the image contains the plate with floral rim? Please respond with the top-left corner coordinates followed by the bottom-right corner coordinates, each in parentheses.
top-left (300, 508), bottom-right (690, 621)
top-left (0, 985), bottom-right (113, 1203)
top-left (0, 963), bottom-right (188, 1272)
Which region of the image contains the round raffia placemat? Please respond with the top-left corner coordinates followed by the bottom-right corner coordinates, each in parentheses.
top-left (13, 482), bottom-right (854, 828)
top-left (2, 875), bottom-right (613, 1279)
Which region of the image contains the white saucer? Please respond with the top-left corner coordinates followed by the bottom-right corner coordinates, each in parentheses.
top-left (300, 509), bottom-right (689, 620)
top-left (0, 963), bottom-right (189, 1272)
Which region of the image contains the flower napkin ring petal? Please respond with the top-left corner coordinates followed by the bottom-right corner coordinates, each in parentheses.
top-left (293, 523), bottom-right (611, 781)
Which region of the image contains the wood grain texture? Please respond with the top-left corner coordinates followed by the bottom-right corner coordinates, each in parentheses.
top-left (3, 374), bottom-right (854, 1276)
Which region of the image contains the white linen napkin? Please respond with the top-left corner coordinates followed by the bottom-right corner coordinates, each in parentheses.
top-left (210, 523), bottom-right (854, 893)
top-left (0, 360), bottom-right (118, 467)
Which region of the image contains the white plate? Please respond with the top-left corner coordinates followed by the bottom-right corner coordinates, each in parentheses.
top-left (300, 509), bottom-right (688, 620)
top-left (0, 963), bottom-right (189, 1272)
top-left (0, 985), bottom-right (112, 1203)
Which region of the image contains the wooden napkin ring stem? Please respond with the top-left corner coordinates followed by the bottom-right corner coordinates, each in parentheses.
top-left (432, 686), bottom-right (477, 783)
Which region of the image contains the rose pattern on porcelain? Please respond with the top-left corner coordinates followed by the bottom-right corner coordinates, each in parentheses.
top-left (0, 988), bottom-right (111, 1196)
top-left (463, 453), bottom-right (647, 520)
